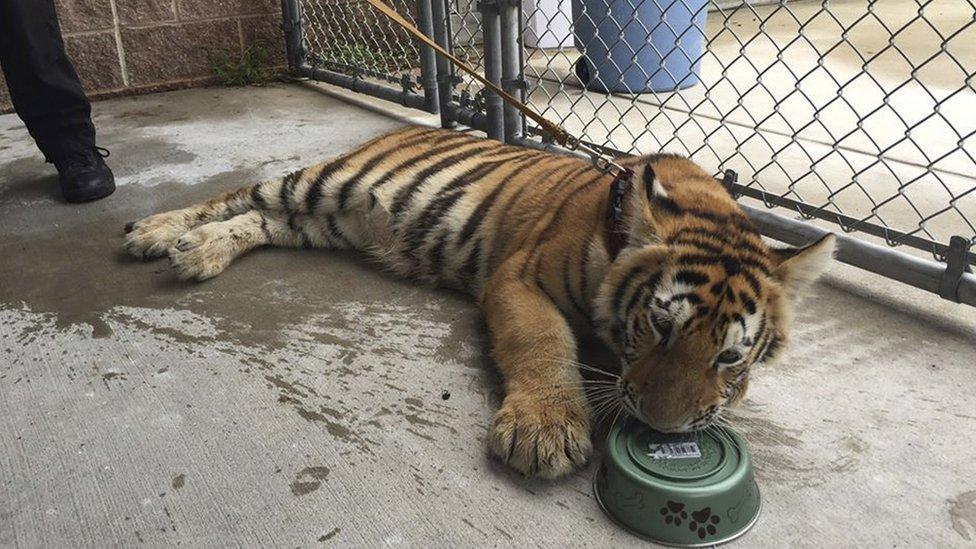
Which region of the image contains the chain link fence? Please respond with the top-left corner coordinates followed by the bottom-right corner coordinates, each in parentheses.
top-left (520, 0), bottom-right (976, 264)
top-left (302, 0), bottom-right (420, 83)
top-left (281, 0), bottom-right (975, 305)
top-left (448, 0), bottom-right (490, 111)
top-left (284, 0), bottom-right (440, 111)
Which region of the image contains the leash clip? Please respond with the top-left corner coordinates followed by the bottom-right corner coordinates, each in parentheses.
top-left (563, 134), bottom-right (581, 151)
top-left (574, 140), bottom-right (624, 175)
top-left (591, 154), bottom-right (611, 173)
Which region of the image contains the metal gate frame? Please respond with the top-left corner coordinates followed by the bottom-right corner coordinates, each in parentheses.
top-left (279, 0), bottom-right (976, 308)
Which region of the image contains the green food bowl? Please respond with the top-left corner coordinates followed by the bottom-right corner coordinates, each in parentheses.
top-left (594, 418), bottom-right (761, 546)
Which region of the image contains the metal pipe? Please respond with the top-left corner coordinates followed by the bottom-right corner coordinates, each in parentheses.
top-left (498, 0), bottom-right (522, 143)
top-left (430, 0), bottom-right (457, 128)
top-left (415, 0), bottom-right (441, 114)
top-left (479, 0), bottom-right (505, 140)
top-left (742, 205), bottom-right (976, 308)
top-left (515, 1), bottom-right (526, 139)
top-left (278, 0), bottom-right (290, 62)
top-left (299, 64), bottom-right (430, 111)
top-left (508, 136), bottom-right (976, 308)
top-left (731, 183), bottom-right (976, 267)
top-left (279, 0), bottom-right (304, 70)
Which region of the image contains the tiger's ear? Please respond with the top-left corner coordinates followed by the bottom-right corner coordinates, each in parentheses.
top-left (770, 234), bottom-right (836, 300)
top-left (642, 164), bottom-right (669, 202)
top-left (622, 164), bottom-right (666, 246)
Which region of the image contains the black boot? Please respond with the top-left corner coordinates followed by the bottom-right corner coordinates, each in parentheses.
top-left (53, 146), bottom-right (116, 203)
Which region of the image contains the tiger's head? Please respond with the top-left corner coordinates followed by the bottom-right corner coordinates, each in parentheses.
top-left (593, 154), bottom-right (835, 432)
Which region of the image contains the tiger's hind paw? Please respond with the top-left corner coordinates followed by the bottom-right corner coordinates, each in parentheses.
top-left (124, 211), bottom-right (193, 259)
top-left (167, 224), bottom-right (239, 281)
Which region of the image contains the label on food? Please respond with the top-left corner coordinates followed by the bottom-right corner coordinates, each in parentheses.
top-left (647, 442), bottom-right (701, 459)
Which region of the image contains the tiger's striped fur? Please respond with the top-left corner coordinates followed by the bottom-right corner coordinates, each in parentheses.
top-left (124, 125), bottom-right (834, 478)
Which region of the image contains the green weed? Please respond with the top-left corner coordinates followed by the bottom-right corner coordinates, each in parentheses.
top-left (209, 45), bottom-right (275, 87)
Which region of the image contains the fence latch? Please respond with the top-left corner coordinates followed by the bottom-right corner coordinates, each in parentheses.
top-left (938, 235), bottom-right (972, 302)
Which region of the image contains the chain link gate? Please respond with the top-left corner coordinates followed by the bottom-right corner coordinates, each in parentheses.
top-left (279, 0), bottom-right (976, 307)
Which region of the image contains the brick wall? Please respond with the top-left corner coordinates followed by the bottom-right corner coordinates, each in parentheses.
top-left (0, 0), bottom-right (285, 113)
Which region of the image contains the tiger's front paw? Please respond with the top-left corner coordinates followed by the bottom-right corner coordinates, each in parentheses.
top-left (488, 391), bottom-right (592, 479)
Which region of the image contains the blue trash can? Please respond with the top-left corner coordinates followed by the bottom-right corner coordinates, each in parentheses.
top-left (572, 0), bottom-right (708, 93)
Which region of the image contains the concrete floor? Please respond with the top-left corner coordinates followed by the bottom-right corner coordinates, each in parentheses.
top-left (1, 83), bottom-right (976, 548)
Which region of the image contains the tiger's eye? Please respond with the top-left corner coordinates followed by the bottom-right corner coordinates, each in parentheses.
top-left (716, 349), bottom-right (742, 364)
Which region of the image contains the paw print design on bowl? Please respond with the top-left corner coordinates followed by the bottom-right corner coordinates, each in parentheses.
top-left (689, 507), bottom-right (721, 539)
top-left (660, 500), bottom-right (688, 526)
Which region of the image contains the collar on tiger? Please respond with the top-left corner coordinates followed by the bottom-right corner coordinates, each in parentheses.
top-left (605, 167), bottom-right (634, 260)
top-left (603, 166), bottom-right (740, 260)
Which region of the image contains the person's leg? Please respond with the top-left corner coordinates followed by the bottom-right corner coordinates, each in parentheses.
top-left (0, 0), bottom-right (114, 202)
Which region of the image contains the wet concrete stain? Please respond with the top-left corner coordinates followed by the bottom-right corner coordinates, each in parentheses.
top-left (725, 403), bottom-right (867, 487)
top-left (725, 405), bottom-right (803, 448)
top-left (1, 169), bottom-right (484, 472)
top-left (289, 466), bottom-right (331, 496)
top-left (461, 517), bottom-right (488, 537)
top-left (162, 505), bottom-right (177, 532)
top-left (1, 177), bottom-right (258, 340)
top-left (318, 527), bottom-right (340, 541)
top-left (401, 399), bottom-right (459, 436)
top-left (171, 474), bottom-right (185, 490)
top-left (411, 471), bottom-right (427, 495)
top-left (948, 490), bottom-right (976, 541)
top-left (0, 163), bottom-right (482, 354)
top-left (493, 526), bottom-right (514, 541)
top-left (0, 156), bottom-right (58, 204)
top-left (108, 137), bottom-right (198, 178)
top-left (101, 371), bottom-right (128, 389)
top-left (265, 374), bottom-right (311, 399)
top-left (295, 406), bottom-right (352, 439)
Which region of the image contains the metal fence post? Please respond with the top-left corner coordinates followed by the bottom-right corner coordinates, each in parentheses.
top-left (430, 0), bottom-right (457, 127)
top-left (279, 0), bottom-right (304, 70)
top-left (479, 0), bottom-right (505, 140)
top-left (498, 0), bottom-right (523, 143)
top-left (415, 0), bottom-right (441, 114)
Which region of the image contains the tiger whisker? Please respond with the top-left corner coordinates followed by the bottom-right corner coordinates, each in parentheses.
top-left (566, 390), bottom-right (619, 407)
top-left (590, 396), bottom-right (621, 422)
top-left (603, 402), bottom-right (626, 431)
top-left (588, 391), bottom-right (619, 408)
top-left (536, 355), bottom-right (620, 379)
top-left (545, 379), bottom-right (619, 387)
top-left (710, 422), bottom-right (738, 450)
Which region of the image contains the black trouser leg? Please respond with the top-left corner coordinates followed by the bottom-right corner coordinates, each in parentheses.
top-left (0, 0), bottom-right (96, 162)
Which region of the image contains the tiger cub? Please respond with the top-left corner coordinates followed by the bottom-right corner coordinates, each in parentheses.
top-left (124, 126), bottom-right (833, 478)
